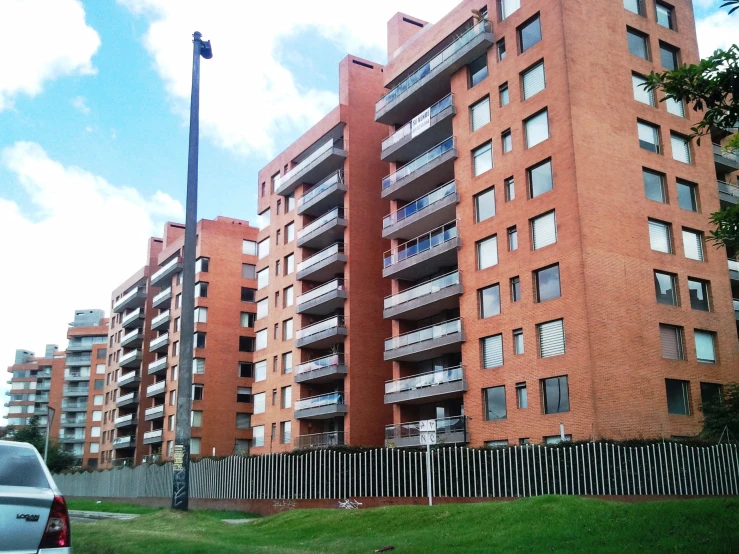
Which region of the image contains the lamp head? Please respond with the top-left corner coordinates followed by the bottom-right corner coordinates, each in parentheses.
top-left (200, 40), bottom-right (213, 59)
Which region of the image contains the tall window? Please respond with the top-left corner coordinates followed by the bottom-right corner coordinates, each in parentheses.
top-left (638, 121), bottom-right (660, 153)
top-left (687, 278), bottom-right (710, 311)
top-left (632, 73), bottom-right (655, 106)
top-left (499, 83), bottom-right (509, 106)
top-left (694, 330), bottom-right (716, 363)
top-left (281, 386), bottom-right (292, 408)
top-left (505, 177), bottom-right (515, 201)
top-left (510, 276), bottom-right (521, 302)
top-left (254, 360), bottom-right (266, 381)
top-left (496, 39), bottom-right (506, 61)
top-left (518, 14), bottom-right (542, 53)
top-left (256, 298), bottom-right (268, 319)
top-left (528, 159), bottom-right (552, 198)
top-left (502, 130), bottom-right (512, 153)
top-left (479, 284), bottom-right (501, 318)
top-left (242, 263), bottom-right (256, 279)
top-left (255, 329), bottom-right (267, 350)
top-left (513, 330), bottom-right (525, 355)
top-left (498, 0), bottom-right (520, 20)
top-left (656, 2), bottom-right (675, 29)
top-left (624, 0), bottom-right (644, 16)
top-left (284, 286), bottom-right (294, 307)
top-left (474, 187), bottom-right (495, 223)
top-left (240, 312), bottom-right (255, 327)
top-left (285, 254), bottom-right (295, 275)
top-left (676, 180), bottom-right (698, 212)
top-left (468, 54), bottom-right (488, 88)
top-left (660, 42), bottom-right (679, 70)
top-left (252, 426), bottom-right (265, 447)
top-left (654, 271), bottom-right (679, 306)
top-left (522, 61), bottom-right (545, 100)
top-left (524, 109), bottom-right (549, 148)
top-left (531, 211), bottom-right (557, 250)
top-left (285, 222), bottom-right (295, 243)
top-left (682, 228), bottom-right (704, 261)
top-left (473, 141), bottom-right (493, 176)
top-left (484, 386), bottom-right (507, 420)
top-left (648, 219), bottom-right (673, 253)
top-left (477, 235), bottom-right (498, 269)
top-left (282, 352), bottom-right (293, 374)
top-left (670, 133), bottom-right (691, 164)
top-left (508, 226), bottom-right (518, 251)
top-left (280, 421), bottom-right (291, 444)
top-left (194, 281), bottom-right (208, 298)
top-left (627, 27), bottom-right (649, 59)
top-left (257, 238), bottom-right (270, 259)
top-left (253, 392), bottom-right (265, 414)
top-left (665, 379), bottom-right (690, 415)
top-left (283, 319), bottom-right (293, 340)
top-left (481, 334), bottom-right (504, 368)
top-left (534, 264), bottom-right (561, 302)
top-left (256, 268), bottom-right (269, 290)
top-left (242, 240), bottom-right (257, 256)
top-left (538, 319), bottom-right (565, 357)
top-left (643, 169), bottom-right (666, 203)
top-left (659, 324), bottom-right (684, 360)
top-left (541, 376), bottom-right (570, 414)
top-left (470, 96), bottom-right (491, 131)
top-left (195, 257), bottom-right (210, 273)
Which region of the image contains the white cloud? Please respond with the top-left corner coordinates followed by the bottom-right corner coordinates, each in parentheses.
top-left (71, 96), bottom-right (90, 115)
top-left (118, 0), bottom-right (456, 158)
top-left (0, 0), bottom-right (100, 111)
top-left (0, 142), bottom-right (183, 422)
top-left (696, 10), bottom-right (738, 57)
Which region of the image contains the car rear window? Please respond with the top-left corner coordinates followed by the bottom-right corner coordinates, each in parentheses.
top-left (0, 445), bottom-right (50, 488)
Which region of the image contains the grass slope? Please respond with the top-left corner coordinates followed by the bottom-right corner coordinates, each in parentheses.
top-left (66, 499), bottom-right (254, 520)
top-left (71, 496), bottom-right (739, 554)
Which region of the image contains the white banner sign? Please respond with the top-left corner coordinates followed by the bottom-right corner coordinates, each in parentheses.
top-left (411, 108), bottom-right (431, 138)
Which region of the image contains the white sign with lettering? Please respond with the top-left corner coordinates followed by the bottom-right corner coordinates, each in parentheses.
top-left (419, 419), bottom-right (437, 445)
top-left (411, 108), bottom-right (431, 138)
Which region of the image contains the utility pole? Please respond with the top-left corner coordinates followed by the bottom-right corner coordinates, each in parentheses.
top-left (172, 31), bottom-right (212, 512)
top-left (44, 407), bottom-right (55, 464)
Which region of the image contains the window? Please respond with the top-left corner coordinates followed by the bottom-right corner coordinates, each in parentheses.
top-left (472, 141), bottom-right (493, 176)
top-left (638, 121), bottom-right (660, 153)
top-left (643, 169), bottom-right (666, 203)
top-left (89, 442), bottom-right (100, 454)
top-left (284, 286), bottom-right (294, 307)
top-left (255, 360), bottom-right (266, 381)
top-left (660, 42), bottom-right (679, 70)
top-left (256, 298), bottom-right (268, 319)
top-left (541, 376), bottom-right (570, 414)
top-left (505, 177), bottom-right (515, 201)
top-left (534, 264), bottom-right (561, 302)
top-left (695, 330), bottom-right (716, 363)
top-left (544, 435), bottom-right (572, 444)
top-left (499, 0), bottom-right (520, 19)
top-left (194, 281), bottom-right (208, 298)
top-left (175, 317), bottom-right (181, 332)
top-left (522, 61), bottom-right (545, 100)
top-left (172, 341), bottom-right (179, 357)
top-left (194, 332), bottom-right (206, 349)
top-left (275, 260), bottom-right (281, 276)
top-left (470, 96), bottom-right (491, 131)
top-left (654, 271), bottom-right (679, 306)
top-left (687, 278), bottom-right (710, 311)
top-left (257, 238), bottom-right (269, 259)
top-left (481, 334), bottom-right (504, 368)
top-left (287, 194), bottom-right (295, 212)
top-left (627, 27), bottom-right (649, 59)
top-left (281, 386), bottom-right (292, 408)
top-left (484, 386), bottom-right (507, 420)
top-left (257, 268), bottom-right (269, 290)
top-left (700, 383), bottom-right (722, 407)
top-left (524, 109), bottom-right (549, 148)
top-left (528, 159), bottom-right (553, 198)
top-left (192, 384), bottom-right (203, 400)
top-left (468, 54), bottom-right (488, 88)
top-left (193, 358), bottom-right (205, 374)
top-left (624, 0), bottom-right (644, 15)
top-left (285, 254), bottom-right (295, 275)
top-left (94, 394), bottom-right (103, 406)
top-left (272, 389), bottom-right (277, 406)
top-left (242, 240), bottom-right (257, 256)
top-left (242, 263), bottom-right (256, 280)
top-left (194, 307), bottom-right (207, 323)
top-left (474, 187), bottom-right (495, 223)
top-left (502, 130), bottom-right (512, 153)
top-left (656, 2), bottom-right (675, 28)
top-left (237, 386), bottom-right (252, 403)
top-left (191, 410), bottom-right (202, 427)
top-left (538, 319), bottom-right (565, 357)
top-left (283, 319), bottom-right (293, 340)
top-left (674, 181), bottom-right (700, 211)
top-left (531, 211), bottom-right (557, 250)
top-left (175, 293), bottom-right (182, 309)
top-left (499, 83), bottom-right (509, 106)
top-left (195, 257), bottom-right (210, 273)
top-left (477, 235), bottom-right (498, 270)
top-left (252, 425), bottom-right (265, 447)
top-left (240, 312), bottom-right (255, 327)
top-left (239, 362), bottom-right (253, 378)
top-left (253, 392), bottom-right (265, 414)
top-left (660, 324), bottom-right (684, 360)
top-left (516, 382), bottom-right (527, 407)
top-left (170, 390), bottom-right (176, 405)
top-left (479, 284), bottom-right (501, 318)
top-left (285, 222), bottom-right (295, 243)
top-left (96, 363), bottom-right (105, 374)
top-left (513, 330), bottom-right (524, 355)
top-left (648, 219), bottom-right (673, 253)
top-left (665, 379), bottom-right (690, 415)
top-left (496, 39), bottom-right (506, 61)
top-left (511, 276), bottom-right (521, 302)
top-left (508, 226), bottom-right (518, 251)
top-left (236, 413), bottom-right (252, 430)
top-left (518, 14), bottom-right (542, 53)
top-left (280, 421), bottom-right (291, 444)
top-left (91, 426), bottom-right (101, 438)
top-left (241, 287), bottom-right (256, 302)
top-left (682, 228), bottom-right (704, 261)
top-left (671, 133), bottom-right (691, 164)
top-left (255, 329), bottom-right (267, 350)
top-left (666, 96), bottom-right (685, 117)
top-left (632, 73), bottom-right (655, 105)
top-left (276, 230), bottom-right (281, 246)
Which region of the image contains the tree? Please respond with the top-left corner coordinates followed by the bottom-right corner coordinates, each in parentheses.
top-left (5, 416), bottom-right (76, 473)
top-left (701, 383), bottom-right (739, 441)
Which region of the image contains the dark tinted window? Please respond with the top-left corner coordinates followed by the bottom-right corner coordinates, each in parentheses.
top-left (0, 445), bottom-right (49, 488)
top-left (519, 15), bottom-right (542, 52)
top-left (468, 55), bottom-right (488, 88)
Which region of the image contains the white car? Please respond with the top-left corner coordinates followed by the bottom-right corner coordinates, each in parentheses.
top-left (0, 439), bottom-right (72, 553)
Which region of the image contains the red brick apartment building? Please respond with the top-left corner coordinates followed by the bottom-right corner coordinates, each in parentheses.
top-left (99, 217), bottom-right (259, 468)
top-left (256, 0), bottom-right (739, 451)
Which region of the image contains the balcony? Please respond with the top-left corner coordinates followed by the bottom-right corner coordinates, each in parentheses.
top-left (384, 270), bottom-right (463, 320)
top-left (714, 143), bottom-right (739, 173)
top-left (296, 316), bottom-right (347, 349)
top-left (298, 170), bottom-right (347, 216)
top-left (116, 392), bottom-right (139, 408)
top-left (383, 180), bottom-right (459, 240)
top-left (152, 287), bottom-right (172, 309)
top-left (119, 349), bottom-right (143, 368)
top-left (294, 431), bottom-right (345, 449)
top-left (142, 455), bottom-right (162, 464)
top-left (145, 404), bottom-right (165, 421)
top-left (718, 180), bottom-right (739, 205)
top-left (143, 429), bottom-right (163, 445)
top-left (384, 318), bottom-right (464, 362)
top-left (113, 286), bottom-right (147, 313)
top-left (64, 354), bottom-right (91, 367)
top-left (62, 387), bottom-right (89, 397)
top-left (297, 207), bottom-right (347, 250)
top-left (294, 354), bottom-right (347, 384)
top-left (382, 137), bottom-right (457, 201)
top-left (148, 357), bottom-right (168, 376)
top-left (59, 434), bottom-right (85, 444)
top-left (375, 20), bottom-right (493, 124)
top-left (112, 457), bottom-right (134, 467)
top-left (121, 307), bottom-right (145, 329)
top-left (146, 380), bottom-right (166, 398)
top-left (114, 414), bottom-right (138, 428)
top-left (64, 369), bottom-right (90, 381)
top-left (294, 392), bottom-right (347, 419)
top-left (149, 333), bottom-right (169, 353)
top-left (385, 416), bottom-right (469, 448)
top-left (119, 328), bottom-right (143, 349)
top-left (151, 256), bottom-right (183, 287)
top-left (151, 310), bottom-right (171, 331)
top-left (730, 259), bottom-right (739, 281)
top-left (118, 371), bottom-right (140, 389)
top-left (296, 243), bottom-right (347, 282)
top-left (276, 136), bottom-right (348, 197)
top-left (734, 299), bottom-right (739, 320)
top-left (385, 366), bottom-right (467, 404)
top-left (36, 382), bottom-right (51, 391)
top-left (296, 279), bottom-right (347, 316)
top-left (61, 400), bottom-right (87, 411)
top-left (382, 94), bottom-right (456, 162)
top-left (60, 417), bottom-right (87, 428)
top-left (383, 221), bottom-right (460, 280)
top-left (112, 436), bottom-right (135, 449)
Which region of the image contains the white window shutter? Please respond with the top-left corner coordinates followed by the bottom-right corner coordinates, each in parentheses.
top-left (682, 229), bottom-right (704, 261)
top-left (538, 319), bottom-right (565, 357)
top-left (523, 62), bottom-right (546, 100)
top-left (532, 211), bottom-right (557, 250)
top-left (648, 220), bottom-right (671, 253)
top-left (482, 335), bottom-right (504, 368)
top-left (632, 74), bottom-right (653, 105)
top-left (471, 97), bottom-right (491, 131)
top-left (666, 97), bottom-right (685, 117)
top-left (671, 134), bottom-right (691, 164)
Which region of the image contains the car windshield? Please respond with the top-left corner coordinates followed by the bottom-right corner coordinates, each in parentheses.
top-left (0, 445), bottom-right (49, 488)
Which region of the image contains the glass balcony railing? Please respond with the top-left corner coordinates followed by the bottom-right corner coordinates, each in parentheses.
top-left (151, 256), bottom-right (182, 284)
top-left (152, 287), bottom-right (171, 305)
top-left (299, 170), bottom-right (344, 207)
top-left (63, 386), bottom-right (89, 396)
top-left (729, 259), bottom-right (739, 272)
top-left (384, 221), bottom-right (458, 268)
top-left (144, 430), bottom-right (163, 441)
top-left (295, 354), bottom-right (345, 376)
top-left (385, 318), bottom-right (462, 352)
top-left (150, 333), bottom-right (169, 351)
top-left (713, 143), bottom-right (739, 163)
top-left (117, 392), bottom-right (138, 404)
top-left (718, 180), bottom-right (739, 199)
top-left (297, 279), bottom-right (346, 306)
top-left (64, 368), bottom-right (90, 379)
top-left (296, 316), bottom-right (345, 340)
top-left (65, 354), bottom-right (91, 366)
top-left (384, 271), bottom-right (460, 310)
top-left (113, 436), bottom-right (133, 447)
top-left (147, 381), bottom-right (166, 396)
top-left (113, 287), bottom-right (144, 311)
top-left (385, 366), bottom-right (463, 394)
top-left (382, 137), bottom-right (455, 190)
top-left (295, 431), bottom-right (345, 448)
top-left (60, 417), bottom-right (86, 426)
top-left (385, 415), bottom-right (467, 441)
top-left (120, 349), bottom-right (141, 365)
top-left (294, 392), bottom-right (345, 411)
top-left (120, 329), bottom-right (141, 344)
top-left (381, 94), bottom-right (454, 151)
top-left (151, 310), bottom-right (170, 328)
top-left (377, 20), bottom-right (491, 112)
top-left (383, 180), bottom-right (456, 228)
top-left (61, 400), bottom-right (87, 410)
top-left (277, 137), bottom-right (346, 192)
top-left (298, 207), bottom-right (346, 239)
top-left (121, 308), bottom-right (143, 327)
top-left (297, 243), bottom-right (345, 273)
top-left (114, 414), bottom-right (135, 425)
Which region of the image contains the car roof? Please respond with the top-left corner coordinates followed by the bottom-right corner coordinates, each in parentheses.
top-left (0, 439), bottom-right (37, 450)
top-left (0, 440), bottom-right (62, 494)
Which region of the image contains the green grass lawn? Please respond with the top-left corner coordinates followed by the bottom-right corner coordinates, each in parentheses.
top-left (70, 496), bottom-right (739, 554)
top-left (66, 499), bottom-right (255, 521)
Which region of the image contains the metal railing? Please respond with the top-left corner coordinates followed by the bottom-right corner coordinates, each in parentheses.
top-left (718, 180), bottom-right (739, 198)
top-left (151, 310), bottom-right (170, 328)
top-left (121, 308), bottom-right (143, 327)
top-left (120, 350), bottom-right (141, 365)
top-left (114, 414), bottom-right (135, 425)
top-left (147, 381), bottom-right (166, 396)
top-left (385, 415), bottom-right (467, 441)
top-left (297, 279), bottom-right (346, 306)
top-left (298, 207), bottom-right (346, 239)
top-left (62, 386), bottom-right (89, 395)
top-left (385, 366), bottom-right (463, 394)
top-left (111, 457), bottom-right (134, 467)
top-left (295, 354), bottom-right (345, 376)
top-left (152, 287), bottom-right (171, 305)
top-left (119, 371), bottom-right (138, 385)
top-left (729, 259), bottom-right (739, 272)
top-left (295, 431), bottom-right (345, 448)
top-left (145, 405), bottom-right (164, 418)
top-left (65, 354), bottom-right (91, 365)
top-left (60, 417), bottom-right (86, 425)
top-left (384, 220), bottom-right (458, 268)
top-left (144, 430), bottom-right (163, 441)
top-left (151, 256), bottom-right (181, 283)
top-left (383, 180), bottom-right (456, 228)
top-left (142, 455), bottom-right (162, 464)
top-left (148, 357), bottom-right (168, 373)
top-left (382, 94), bottom-right (454, 151)
top-left (296, 316), bottom-right (345, 340)
top-left (61, 400), bottom-right (87, 409)
top-left (277, 137), bottom-right (346, 191)
top-left (114, 287), bottom-right (143, 311)
top-left (299, 170), bottom-right (344, 207)
top-left (294, 392), bottom-right (345, 411)
top-left (113, 436), bottom-right (134, 447)
top-left (385, 318), bottom-right (462, 352)
top-left (713, 143), bottom-right (739, 163)
top-left (117, 392), bottom-right (138, 403)
top-left (120, 329), bottom-right (141, 344)
top-left (297, 243), bottom-right (345, 272)
top-left (384, 271), bottom-right (459, 310)
top-left (377, 20), bottom-right (491, 111)
top-left (382, 137), bottom-right (455, 190)
top-left (150, 333), bottom-right (169, 350)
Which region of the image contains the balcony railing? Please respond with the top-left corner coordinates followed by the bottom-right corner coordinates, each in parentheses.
top-left (295, 431), bottom-right (345, 449)
top-left (148, 357), bottom-right (168, 375)
top-left (113, 286), bottom-right (144, 312)
top-left (63, 387), bottom-right (89, 396)
top-left (296, 316), bottom-right (345, 340)
top-left (120, 349), bottom-right (142, 366)
top-left (384, 221), bottom-right (458, 268)
top-left (718, 180), bottom-right (739, 199)
top-left (65, 354), bottom-right (91, 366)
top-left (121, 308), bottom-right (143, 327)
top-left (294, 392), bottom-right (345, 411)
top-left (64, 368), bottom-right (90, 380)
top-left (382, 94), bottom-right (454, 151)
top-left (299, 170), bottom-right (344, 207)
top-left (112, 457), bottom-right (134, 467)
top-left (729, 259), bottom-right (739, 272)
top-left (298, 207), bottom-right (346, 239)
top-left (61, 400), bottom-right (87, 410)
top-left (149, 333), bottom-right (169, 351)
top-left (118, 371), bottom-right (139, 387)
top-left (385, 271), bottom-right (460, 310)
top-left (152, 287), bottom-right (172, 308)
top-left (117, 392), bottom-right (138, 404)
top-left (60, 417), bottom-right (86, 426)
top-left (297, 279), bottom-right (346, 306)
top-left (383, 180), bottom-right (456, 228)
top-left (295, 354), bottom-right (345, 376)
top-left (145, 405), bottom-right (164, 419)
top-left (151, 310), bottom-right (170, 329)
top-left (277, 137), bottom-right (346, 193)
top-left (297, 243), bottom-right (345, 273)
top-left (385, 318), bottom-right (462, 352)
top-left (377, 20), bottom-right (491, 112)
top-left (143, 430), bottom-right (163, 443)
top-left (382, 137), bottom-right (455, 190)
top-left (151, 256), bottom-right (182, 285)
top-left (714, 143), bottom-right (739, 163)
top-left (385, 366), bottom-right (463, 394)
top-left (385, 415), bottom-right (467, 441)
top-left (114, 414), bottom-right (135, 425)
top-left (120, 328), bottom-right (142, 346)
top-left (113, 436), bottom-right (134, 447)
top-left (146, 381), bottom-right (166, 396)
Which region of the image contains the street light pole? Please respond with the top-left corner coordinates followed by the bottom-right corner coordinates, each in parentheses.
top-left (172, 31), bottom-right (212, 512)
top-left (44, 407), bottom-right (55, 464)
